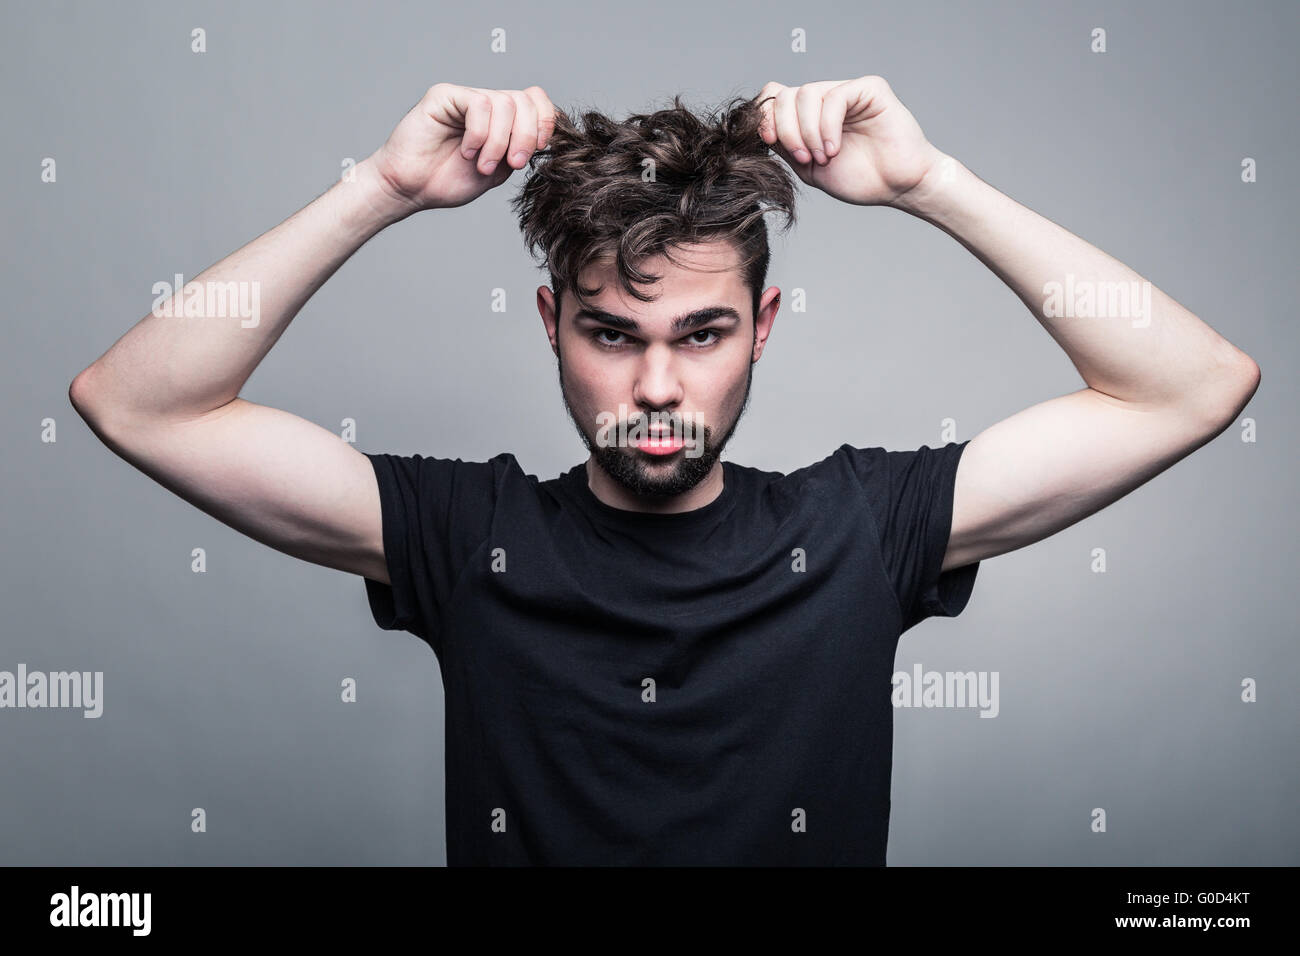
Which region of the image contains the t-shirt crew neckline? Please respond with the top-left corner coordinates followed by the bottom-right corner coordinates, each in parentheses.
top-left (560, 459), bottom-right (738, 532)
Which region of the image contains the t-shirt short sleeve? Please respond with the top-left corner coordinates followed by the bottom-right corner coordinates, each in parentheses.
top-left (363, 452), bottom-right (501, 655)
top-left (841, 440), bottom-right (980, 633)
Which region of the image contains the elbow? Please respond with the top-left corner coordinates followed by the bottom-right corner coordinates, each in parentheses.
top-left (68, 364), bottom-right (132, 454)
top-left (68, 364), bottom-right (99, 420)
top-left (1227, 350), bottom-right (1261, 418)
top-left (1242, 353), bottom-right (1261, 399)
top-left (1195, 349), bottom-right (1260, 435)
top-left (69, 363), bottom-right (116, 437)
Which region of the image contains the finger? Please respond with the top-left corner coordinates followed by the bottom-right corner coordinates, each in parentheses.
top-left (773, 86), bottom-right (809, 165)
top-left (819, 83), bottom-right (850, 158)
top-left (793, 80), bottom-right (844, 161)
top-left (503, 90), bottom-right (539, 168)
top-left (794, 85), bottom-right (827, 164)
top-left (456, 87), bottom-right (494, 160)
top-left (753, 84), bottom-right (801, 171)
top-left (522, 85), bottom-right (558, 150)
top-left (478, 90), bottom-right (518, 174)
top-left (754, 82), bottom-right (784, 145)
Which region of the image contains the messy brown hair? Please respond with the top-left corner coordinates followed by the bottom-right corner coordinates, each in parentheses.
top-left (510, 92), bottom-right (798, 324)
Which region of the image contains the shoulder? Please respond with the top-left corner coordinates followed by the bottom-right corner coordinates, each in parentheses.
top-left (363, 449), bottom-right (531, 480)
top-left (797, 442), bottom-right (969, 486)
top-left (775, 443), bottom-right (889, 491)
top-left (362, 450), bottom-right (542, 512)
top-left (721, 446), bottom-right (885, 515)
top-left (769, 441), bottom-right (970, 514)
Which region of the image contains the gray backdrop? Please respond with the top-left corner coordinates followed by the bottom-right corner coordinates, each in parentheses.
top-left (2, 0), bottom-right (1295, 865)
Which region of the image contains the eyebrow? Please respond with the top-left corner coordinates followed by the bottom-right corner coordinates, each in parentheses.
top-left (573, 306), bottom-right (742, 335)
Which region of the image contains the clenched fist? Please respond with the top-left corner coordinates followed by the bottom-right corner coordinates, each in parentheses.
top-left (368, 83), bottom-right (558, 213)
top-left (754, 75), bottom-right (944, 208)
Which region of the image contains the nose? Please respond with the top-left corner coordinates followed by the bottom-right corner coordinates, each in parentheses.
top-left (631, 342), bottom-right (685, 409)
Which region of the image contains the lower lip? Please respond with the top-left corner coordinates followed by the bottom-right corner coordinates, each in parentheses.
top-left (632, 435), bottom-right (686, 455)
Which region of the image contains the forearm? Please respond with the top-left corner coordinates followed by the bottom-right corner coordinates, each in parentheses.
top-left (71, 155), bottom-right (413, 425)
top-left (894, 153), bottom-right (1260, 423)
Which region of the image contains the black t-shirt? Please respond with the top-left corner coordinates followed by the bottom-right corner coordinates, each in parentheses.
top-left (363, 441), bottom-right (979, 865)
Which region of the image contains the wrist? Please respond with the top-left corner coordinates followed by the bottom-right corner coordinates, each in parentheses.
top-left (889, 149), bottom-right (967, 220)
top-left (344, 155), bottom-right (421, 232)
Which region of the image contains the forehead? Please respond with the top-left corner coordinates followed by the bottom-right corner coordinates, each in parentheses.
top-left (570, 241), bottom-right (748, 323)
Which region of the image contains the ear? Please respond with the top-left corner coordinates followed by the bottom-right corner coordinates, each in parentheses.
top-left (538, 286), bottom-right (560, 357)
top-left (752, 286), bottom-right (781, 362)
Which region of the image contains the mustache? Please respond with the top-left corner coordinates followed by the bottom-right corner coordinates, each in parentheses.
top-left (625, 415), bottom-right (689, 430)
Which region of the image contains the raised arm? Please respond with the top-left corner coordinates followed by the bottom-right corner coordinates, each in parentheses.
top-left (895, 150), bottom-right (1259, 571)
top-left (755, 75), bottom-right (1260, 572)
top-left (69, 84), bottom-right (557, 584)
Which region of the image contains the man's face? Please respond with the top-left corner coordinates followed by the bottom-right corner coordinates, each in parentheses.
top-left (538, 241), bottom-right (780, 502)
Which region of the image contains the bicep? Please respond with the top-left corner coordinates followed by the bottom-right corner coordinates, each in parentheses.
top-left (86, 398), bottom-right (389, 584)
top-left (944, 387), bottom-right (1221, 571)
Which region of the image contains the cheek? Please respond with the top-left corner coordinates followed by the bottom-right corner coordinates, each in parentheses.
top-left (694, 363), bottom-right (749, 422)
top-left (563, 356), bottom-right (622, 412)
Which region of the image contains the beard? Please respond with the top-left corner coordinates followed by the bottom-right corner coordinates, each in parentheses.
top-left (557, 336), bottom-right (754, 500)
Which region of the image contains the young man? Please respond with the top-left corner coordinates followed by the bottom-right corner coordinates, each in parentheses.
top-left (69, 78), bottom-right (1260, 866)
